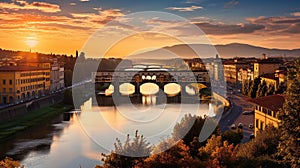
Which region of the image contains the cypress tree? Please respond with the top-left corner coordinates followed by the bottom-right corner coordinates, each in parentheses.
top-left (277, 60), bottom-right (300, 168)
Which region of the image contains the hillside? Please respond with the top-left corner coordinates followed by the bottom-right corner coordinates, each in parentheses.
top-left (127, 43), bottom-right (300, 60)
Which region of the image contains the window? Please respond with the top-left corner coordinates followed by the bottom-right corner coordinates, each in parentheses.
top-left (2, 79), bottom-right (6, 85)
top-left (9, 88), bottom-right (12, 93)
top-left (260, 121), bottom-right (264, 130)
top-left (3, 88), bottom-right (6, 93)
top-left (9, 79), bottom-right (12, 85)
top-left (256, 119), bottom-right (259, 128)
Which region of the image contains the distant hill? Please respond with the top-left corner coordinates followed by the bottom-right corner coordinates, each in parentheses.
top-left (127, 43), bottom-right (300, 60)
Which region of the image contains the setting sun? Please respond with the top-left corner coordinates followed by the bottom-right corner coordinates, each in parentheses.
top-left (25, 37), bottom-right (38, 48)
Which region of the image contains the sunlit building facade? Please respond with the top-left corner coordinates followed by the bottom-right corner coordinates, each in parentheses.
top-left (0, 66), bottom-right (50, 105)
top-left (250, 94), bottom-right (285, 136)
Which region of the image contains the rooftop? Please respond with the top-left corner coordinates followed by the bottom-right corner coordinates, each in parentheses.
top-left (256, 58), bottom-right (282, 64)
top-left (250, 94), bottom-right (285, 112)
top-left (0, 66), bottom-right (47, 72)
top-left (260, 73), bottom-right (278, 80)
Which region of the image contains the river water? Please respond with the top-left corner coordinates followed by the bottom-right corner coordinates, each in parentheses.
top-left (0, 97), bottom-right (211, 168)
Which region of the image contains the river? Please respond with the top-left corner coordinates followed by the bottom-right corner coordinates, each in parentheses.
top-left (0, 96), bottom-right (211, 167)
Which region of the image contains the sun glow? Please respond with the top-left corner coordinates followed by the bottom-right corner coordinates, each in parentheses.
top-left (25, 37), bottom-right (38, 48)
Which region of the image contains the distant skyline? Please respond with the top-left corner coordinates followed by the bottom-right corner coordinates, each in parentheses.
top-left (1, 0), bottom-right (300, 56)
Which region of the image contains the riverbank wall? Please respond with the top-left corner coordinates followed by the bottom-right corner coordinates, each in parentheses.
top-left (0, 93), bottom-right (64, 122)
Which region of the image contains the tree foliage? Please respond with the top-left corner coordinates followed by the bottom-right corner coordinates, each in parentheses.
top-left (237, 126), bottom-right (280, 159)
top-left (0, 157), bottom-right (23, 168)
top-left (221, 129), bottom-right (243, 145)
top-left (248, 77), bottom-right (261, 98)
top-left (199, 135), bottom-right (238, 168)
top-left (277, 60), bottom-right (300, 168)
top-left (256, 80), bottom-right (267, 97)
top-left (266, 84), bottom-right (275, 96)
top-left (98, 130), bottom-right (152, 168)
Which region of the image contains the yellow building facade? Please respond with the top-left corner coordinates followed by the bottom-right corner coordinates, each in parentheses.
top-left (0, 66), bottom-right (50, 104)
top-left (253, 59), bottom-right (281, 78)
top-left (250, 94), bottom-right (285, 136)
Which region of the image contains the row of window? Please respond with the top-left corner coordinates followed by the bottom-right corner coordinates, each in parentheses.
top-left (20, 71), bottom-right (49, 77)
top-left (2, 88), bottom-right (13, 93)
top-left (16, 78), bottom-right (47, 85)
top-left (2, 79), bottom-right (12, 85)
top-left (255, 105), bottom-right (277, 118)
top-left (20, 84), bottom-right (44, 92)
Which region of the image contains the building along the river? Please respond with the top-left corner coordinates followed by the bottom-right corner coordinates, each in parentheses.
top-left (0, 66), bottom-right (50, 105)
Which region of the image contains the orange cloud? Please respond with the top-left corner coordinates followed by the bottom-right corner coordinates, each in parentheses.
top-left (0, 0), bottom-right (61, 13)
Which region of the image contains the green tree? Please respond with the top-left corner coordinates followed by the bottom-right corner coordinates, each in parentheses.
top-left (266, 84), bottom-right (275, 96)
top-left (248, 77), bottom-right (261, 98)
top-left (275, 82), bottom-right (287, 94)
top-left (237, 126), bottom-right (280, 159)
top-left (256, 80), bottom-right (268, 97)
top-left (172, 114), bottom-right (219, 148)
top-left (221, 129), bottom-right (243, 145)
top-left (242, 79), bottom-right (250, 95)
top-left (277, 60), bottom-right (300, 168)
top-left (99, 130), bottom-right (152, 168)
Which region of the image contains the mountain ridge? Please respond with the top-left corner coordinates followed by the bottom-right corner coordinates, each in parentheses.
top-left (127, 43), bottom-right (300, 59)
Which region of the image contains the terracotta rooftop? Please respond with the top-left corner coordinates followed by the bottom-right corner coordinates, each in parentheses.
top-left (0, 66), bottom-right (47, 72)
top-left (250, 94), bottom-right (285, 112)
top-left (260, 73), bottom-right (278, 80)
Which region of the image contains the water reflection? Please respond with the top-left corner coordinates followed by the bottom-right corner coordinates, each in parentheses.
top-left (1, 97), bottom-right (212, 167)
top-left (142, 95), bottom-right (156, 105)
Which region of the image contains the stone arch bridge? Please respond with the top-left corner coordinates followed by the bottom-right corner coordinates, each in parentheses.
top-left (92, 69), bottom-right (210, 96)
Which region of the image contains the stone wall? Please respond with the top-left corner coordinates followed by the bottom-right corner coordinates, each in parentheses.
top-left (0, 93), bottom-right (64, 122)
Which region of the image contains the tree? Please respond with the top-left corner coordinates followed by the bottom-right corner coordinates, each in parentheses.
top-left (256, 80), bottom-right (268, 97)
top-left (199, 135), bottom-right (238, 168)
top-left (266, 84), bottom-right (275, 96)
top-left (0, 157), bottom-right (23, 168)
top-left (277, 60), bottom-right (300, 168)
top-left (98, 130), bottom-right (152, 168)
top-left (172, 114), bottom-right (219, 148)
top-left (144, 139), bottom-right (206, 168)
top-left (242, 79), bottom-right (250, 95)
top-left (221, 129), bottom-right (243, 145)
top-left (248, 77), bottom-right (261, 98)
top-left (276, 82), bottom-right (287, 94)
top-left (237, 126), bottom-right (280, 159)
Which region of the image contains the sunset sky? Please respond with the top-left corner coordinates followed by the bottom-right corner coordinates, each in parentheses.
top-left (1, 0), bottom-right (300, 57)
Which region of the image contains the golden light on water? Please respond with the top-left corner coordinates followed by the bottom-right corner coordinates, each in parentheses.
top-left (25, 37), bottom-right (38, 48)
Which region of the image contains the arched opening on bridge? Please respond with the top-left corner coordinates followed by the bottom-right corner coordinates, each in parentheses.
top-left (140, 83), bottom-right (160, 105)
top-left (140, 83), bottom-right (159, 95)
top-left (119, 83), bottom-right (135, 95)
top-left (105, 84), bottom-right (114, 96)
top-left (164, 83), bottom-right (181, 97)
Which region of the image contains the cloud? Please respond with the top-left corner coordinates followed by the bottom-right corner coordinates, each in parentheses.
top-left (291, 12), bottom-right (300, 17)
top-left (195, 22), bottom-right (264, 35)
top-left (184, 0), bottom-right (206, 4)
top-left (247, 15), bottom-right (300, 34)
top-left (0, 0), bottom-right (61, 13)
top-left (224, 0), bottom-right (239, 8)
top-left (79, 0), bottom-right (90, 2)
top-left (166, 5), bottom-right (203, 12)
top-left (93, 7), bottom-right (102, 11)
top-left (70, 3), bottom-right (76, 6)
